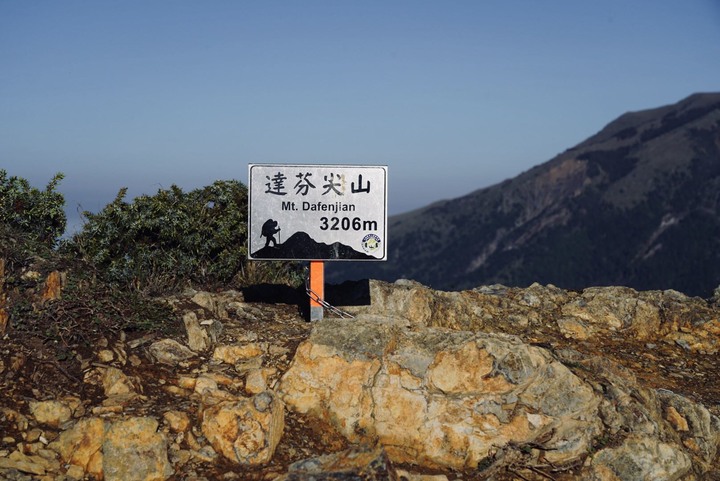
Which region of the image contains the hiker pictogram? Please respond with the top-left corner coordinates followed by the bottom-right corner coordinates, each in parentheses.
top-left (261, 219), bottom-right (281, 247)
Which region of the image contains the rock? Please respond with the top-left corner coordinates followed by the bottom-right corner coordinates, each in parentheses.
top-left (665, 406), bottom-right (689, 432)
top-left (712, 284), bottom-right (720, 304)
top-left (191, 291), bottom-right (229, 318)
top-left (148, 339), bottom-right (196, 365)
top-left (201, 391), bottom-right (285, 465)
top-left (28, 399), bottom-right (72, 428)
top-left (245, 367), bottom-right (277, 395)
top-left (0, 449), bottom-right (60, 475)
top-left (275, 445), bottom-right (396, 481)
top-left (657, 389), bottom-right (720, 470)
top-left (103, 417), bottom-right (173, 481)
top-left (50, 417), bottom-right (105, 477)
top-left (97, 349), bottom-right (115, 363)
top-left (193, 374), bottom-right (237, 404)
top-left (212, 343), bottom-right (266, 365)
top-left (40, 270), bottom-right (64, 302)
top-left (194, 444), bottom-right (219, 463)
top-left (168, 445), bottom-right (192, 468)
top-left (101, 366), bottom-right (138, 397)
top-left (21, 270), bottom-right (41, 281)
top-left (557, 316), bottom-right (593, 339)
top-left (65, 463), bottom-right (86, 480)
top-left (0, 302), bottom-right (7, 336)
top-left (589, 436), bottom-right (692, 481)
top-left (163, 410), bottom-right (191, 433)
top-left (396, 470), bottom-right (448, 481)
top-left (233, 357), bottom-right (264, 373)
top-left (201, 319), bottom-right (224, 344)
top-left (2, 407), bottom-right (30, 431)
top-left (278, 316), bottom-right (602, 470)
top-left (561, 286), bottom-right (641, 330)
top-left (519, 282), bottom-right (571, 309)
top-left (345, 280), bottom-right (720, 352)
top-left (25, 427), bottom-right (44, 443)
top-left (191, 291), bottom-right (217, 312)
top-left (347, 280), bottom-right (560, 331)
top-left (184, 311), bottom-right (211, 351)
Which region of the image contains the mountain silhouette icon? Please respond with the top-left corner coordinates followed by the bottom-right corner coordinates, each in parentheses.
top-left (250, 231), bottom-right (376, 260)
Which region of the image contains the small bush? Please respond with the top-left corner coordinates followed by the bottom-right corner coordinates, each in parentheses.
top-left (0, 223), bottom-right (56, 275)
top-left (0, 169), bottom-right (66, 246)
top-left (0, 172), bottom-right (176, 342)
top-left (0, 171), bottom-right (66, 296)
top-left (70, 180), bottom-right (302, 294)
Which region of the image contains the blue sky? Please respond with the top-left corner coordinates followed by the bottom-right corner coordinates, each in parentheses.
top-left (2, 1), bottom-right (719, 233)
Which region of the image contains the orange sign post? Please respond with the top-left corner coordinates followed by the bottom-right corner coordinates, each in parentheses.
top-left (309, 261), bottom-right (325, 321)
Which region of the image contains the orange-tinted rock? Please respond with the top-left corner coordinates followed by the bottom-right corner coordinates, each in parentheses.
top-left (278, 316), bottom-right (601, 470)
top-left (41, 270), bottom-right (63, 302)
top-left (201, 391), bottom-right (285, 465)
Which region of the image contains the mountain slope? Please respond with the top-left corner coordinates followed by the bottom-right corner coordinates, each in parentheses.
top-left (327, 93), bottom-right (720, 297)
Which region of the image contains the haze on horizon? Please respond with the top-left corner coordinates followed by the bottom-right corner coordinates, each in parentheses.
top-left (2, 1), bottom-right (719, 234)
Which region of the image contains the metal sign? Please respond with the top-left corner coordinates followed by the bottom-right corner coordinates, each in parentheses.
top-left (248, 164), bottom-right (387, 261)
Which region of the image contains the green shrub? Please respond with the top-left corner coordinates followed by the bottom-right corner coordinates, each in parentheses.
top-left (0, 169), bottom-right (66, 245)
top-left (70, 180), bottom-right (302, 294)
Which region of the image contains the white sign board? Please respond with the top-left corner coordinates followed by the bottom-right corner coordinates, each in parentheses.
top-left (248, 164), bottom-right (387, 261)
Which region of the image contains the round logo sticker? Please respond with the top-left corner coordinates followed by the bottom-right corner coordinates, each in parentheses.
top-left (361, 234), bottom-right (381, 254)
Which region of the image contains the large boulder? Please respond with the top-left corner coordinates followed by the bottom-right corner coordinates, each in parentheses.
top-left (278, 314), bottom-right (720, 476)
top-left (278, 315), bottom-right (602, 470)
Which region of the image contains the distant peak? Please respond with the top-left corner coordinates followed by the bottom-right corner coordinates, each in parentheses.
top-left (578, 92), bottom-right (720, 149)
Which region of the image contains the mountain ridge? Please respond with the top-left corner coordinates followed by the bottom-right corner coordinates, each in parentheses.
top-left (328, 92), bottom-right (720, 296)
